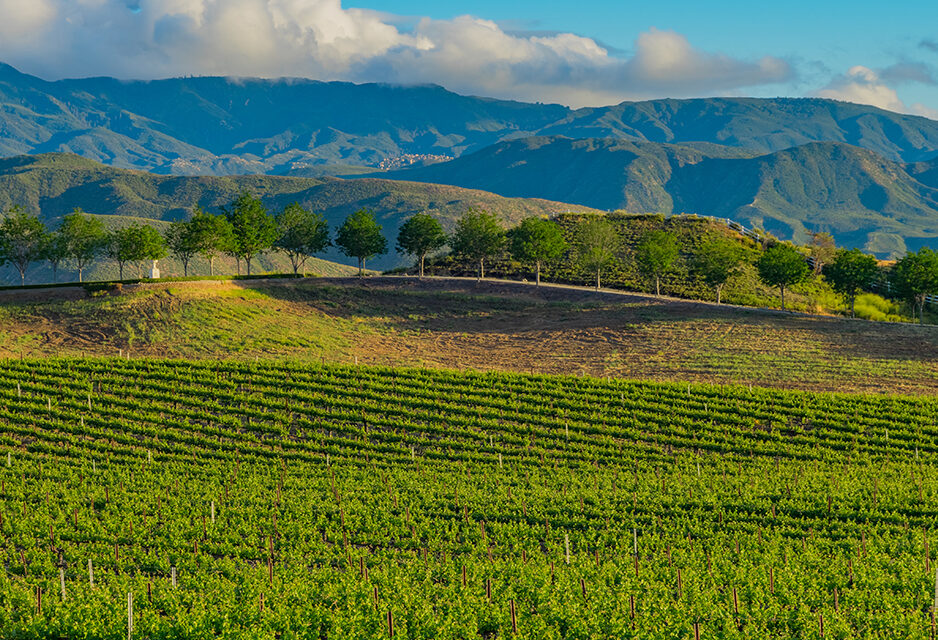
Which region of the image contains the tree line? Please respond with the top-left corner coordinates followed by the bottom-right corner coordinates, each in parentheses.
top-left (2, 198), bottom-right (937, 322)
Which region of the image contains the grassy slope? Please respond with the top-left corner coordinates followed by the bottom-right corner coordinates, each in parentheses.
top-left (0, 277), bottom-right (936, 395)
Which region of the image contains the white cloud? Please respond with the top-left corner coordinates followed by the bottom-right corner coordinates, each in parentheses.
top-left (816, 65), bottom-right (938, 120)
top-left (0, 0), bottom-right (793, 107)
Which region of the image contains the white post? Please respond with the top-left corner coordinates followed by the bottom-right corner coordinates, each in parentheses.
top-left (933, 565), bottom-right (938, 615)
top-left (16, 382), bottom-right (20, 398)
top-left (88, 559), bottom-right (94, 587)
top-left (211, 501), bottom-right (215, 524)
top-left (60, 568), bottom-right (66, 600)
top-left (498, 453), bottom-right (503, 468)
top-left (564, 533), bottom-right (571, 564)
top-left (47, 397), bottom-right (51, 410)
top-left (127, 592), bottom-right (133, 640)
top-left (633, 528), bottom-right (638, 556)
top-left (148, 451), bottom-right (151, 463)
top-left (171, 566), bottom-right (177, 588)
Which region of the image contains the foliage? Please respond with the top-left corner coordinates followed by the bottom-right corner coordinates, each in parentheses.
top-left (891, 247), bottom-right (938, 323)
top-left (822, 248), bottom-right (880, 316)
top-left (507, 217), bottom-right (567, 286)
top-left (106, 224), bottom-right (167, 280)
top-left (692, 234), bottom-right (746, 304)
top-left (274, 203), bottom-right (331, 275)
top-left (396, 212), bottom-right (447, 278)
top-left (221, 192), bottom-right (278, 276)
top-left (574, 217), bottom-right (619, 289)
top-left (635, 229), bottom-right (679, 296)
top-left (449, 209), bottom-right (506, 280)
top-left (853, 293), bottom-right (907, 322)
top-left (189, 206), bottom-right (235, 276)
top-left (808, 231), bottom-right (837, 274)
top-left (756, 244), bottom-right (810, 310)
top-left (335, 208), bottom-right (388, 276)
top-left (0, 206), bottom-right (48, 286)
top-left (1, 358), bottom-right (938, 638)
top-left (58, 209), bottom-right (107, 283)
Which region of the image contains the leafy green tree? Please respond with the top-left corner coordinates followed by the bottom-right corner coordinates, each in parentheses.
top-left (42, 230), bottom-right (69, 283)
top-left (756, 243), bottom-right (810, 311)
top-left (58, 209), bottom-right (107, 283)
top-left (823, 248), bottom-right (879, 317)
top-left (189, 207), bottom-right (234, 276)
top-left (450, 209), bottom-right (506, 280)
top-left (275, 203), bottom-right (330, 275)
top-left (892, 248), bottom-right (938, 323)
top-left (222, 192), bottom-right (277, 276)
top-left (507, 217), bottom-right (567, 286)
top-left (693, 234), bottom-right (745, 304)
top-left (165, 219), bottom-right (201, 277)
top-left (396, 212), bottom-right (447, 278)
top-left (335, 208), bottom-right (388, 276)
top-left (635, 230), bottom-right (679, 296)
top-left (575, 217), bottom-right (618, 290)
top-left (0, 206), bottom-right (48, 286)
top-left (107, 224), bottom-right (167, 280)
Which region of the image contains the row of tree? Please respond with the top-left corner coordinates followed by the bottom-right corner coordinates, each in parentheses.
top-left (2, 197), bottom-right (936, 321)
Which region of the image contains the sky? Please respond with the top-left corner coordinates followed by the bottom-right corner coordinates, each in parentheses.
top-left (0, 0), bottom-right (936, 117)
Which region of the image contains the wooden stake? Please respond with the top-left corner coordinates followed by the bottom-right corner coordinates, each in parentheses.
top-left (387, 609), bottom-right (394, 638)
top-left (564, 533), bottom-right (570, 564)
top-left (509, 599), bottom-right (517, 634)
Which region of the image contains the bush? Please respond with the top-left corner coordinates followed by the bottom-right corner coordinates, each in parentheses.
top-left (853, 293), bottom-right (908, 322)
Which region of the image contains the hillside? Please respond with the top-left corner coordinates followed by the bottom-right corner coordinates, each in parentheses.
top-left (0, 153), bottom-right (595, 280)
top-left (2, 63), bottom-right (938, 174)
top-left (386, 137), bottom-right (938, 256)
top-left (1, 355), bottom-right (938, 636)
top-left (0, 277), bottom-right (936, 394)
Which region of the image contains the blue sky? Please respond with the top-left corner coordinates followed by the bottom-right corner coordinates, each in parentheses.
top-left (0, 0), bottom-right (935, 116)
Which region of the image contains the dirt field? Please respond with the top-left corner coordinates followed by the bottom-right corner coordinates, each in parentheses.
top-left (1, 276), bottom-right (937, 394)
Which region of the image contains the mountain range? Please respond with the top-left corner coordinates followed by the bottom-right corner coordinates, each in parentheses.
top-left (2, 63), bottom-right (938, 256)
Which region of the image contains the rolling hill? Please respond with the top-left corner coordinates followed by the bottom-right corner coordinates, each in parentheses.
top-left (0, 153), bottom-right (596, 282)
top-left (383, 136), bottom-right (938, 256)
top-left (2, 63), bottom-right (938, 175)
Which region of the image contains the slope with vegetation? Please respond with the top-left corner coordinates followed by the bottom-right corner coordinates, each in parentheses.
top-left (2, 357), bottom-right (938, 638)
top-left (385, 137), bottom-right (938, 256)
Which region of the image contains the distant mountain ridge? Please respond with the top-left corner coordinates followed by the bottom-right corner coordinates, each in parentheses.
top-left (381, 136), bottom-right (938, 256)
top-left (2, 63), bottom-right (938, 176)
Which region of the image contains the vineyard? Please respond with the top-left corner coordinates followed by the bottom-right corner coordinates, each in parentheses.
top-left (1, 357), bottom-right (938, 638)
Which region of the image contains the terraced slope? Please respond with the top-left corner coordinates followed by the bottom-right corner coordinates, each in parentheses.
top-left (1, 358), bottom-right (937, 638)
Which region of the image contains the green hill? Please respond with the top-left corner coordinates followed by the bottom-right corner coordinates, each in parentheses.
top-left (386, 137), bottom-right (938, 256)
top-left (0, 153), bottom-right (596, 283)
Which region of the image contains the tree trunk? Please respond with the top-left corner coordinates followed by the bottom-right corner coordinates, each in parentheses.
top-left (716, 284), bottom-right (722, 305)
top-left (595, 268), bottom-right (601, 290)
top-left (210, 256), bottom-right (215, 276)
top-left (183, 260), bottom-right (189, 278)
top-left (246, 257), bottom-right (252, 276)
top-left (52, 264), bottom-right (58, 284)
top-left (119, 263), bottom-right (124, 281)
top-left (419, 254), bottom-right (425, 279)
top-left (359, 257), bottom-right (364, 277)
top-left (655, 276), bottom-right (661, 297)
top-left (535, 261), bottom-right (541, 287)
top-left (479, 258), bottom-right (485, 281)
top-left (78, 266), bottom-right (84, 283)
top-left (780, 285), bottom-right (786, 311)
top-left (19, 268), bottom-right (25, 287)
top-left (850, 294), bottom-right (856, 317)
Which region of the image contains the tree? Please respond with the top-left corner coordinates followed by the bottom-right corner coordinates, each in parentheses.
top-left (0, 206), bottom-right (48, 286)
top-left (106, 224), bottom-right (167, 280)
top-left (808, 231), bottom-right (837, 275)
top-left (58, 209), bottom-right (107, 283)
top-left (822, 248), bottom-right (879, 317)
top-left (449, 209), bottom-right (506, 280)
top-left (693, 235), bottom-right (745, 304)
top-left (222, 192), bottom-right (277, 276)
top-left (42, 230), bottom-right (68, 283)
top-left (396, 212), bottom-right (447, 278)
top-left (635, 230), bottom-right (679, 296)
top-left (335, 208), bottom-right (388, 276)
top-left (575, 217), bottom-right (618, 290)
top-left (165, 218), bottom-right (201, 277)
top-left (892, 248), bottom-right (938, 323)
top-left (274, 203), bottom-right (330, 275)
top-left (756, 243), bottom-right (810, 311)
top-left (507, 217), bottom-right (567, 286)
top-left (189, 207), bottom-right (234, 276)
